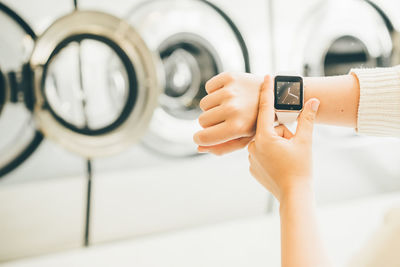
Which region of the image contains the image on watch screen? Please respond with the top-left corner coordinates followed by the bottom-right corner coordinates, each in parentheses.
top-left (274, 76), bottom-right (303, 110)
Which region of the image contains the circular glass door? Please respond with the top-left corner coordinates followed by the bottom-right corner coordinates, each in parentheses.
top-left (0, 3), bottom-right (42, 178)
top-left (288, 0), bottom-right (393, 139)
top-left (31, 11), bottom-right (160, 157)
top-left (126, 0), bottom-right (250, 156)
top-left (290, 0), bottom-right (393, 77)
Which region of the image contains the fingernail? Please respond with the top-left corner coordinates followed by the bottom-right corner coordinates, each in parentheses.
top-left (311, 99), bottom-right (320, 112)
top-left (198, 147), bottom-right (209, 153)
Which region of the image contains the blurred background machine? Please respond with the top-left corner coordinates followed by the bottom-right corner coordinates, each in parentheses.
top-left (1, 0), bottom-right (400, 264)
top-left (0, 0), bottom-right (88, 261)
top-left (0, 0), bottom-right (271, 261)
top-left (78, 0), bottom-right (272, 247)
top-left (271, 0), bottom-right (400, 204)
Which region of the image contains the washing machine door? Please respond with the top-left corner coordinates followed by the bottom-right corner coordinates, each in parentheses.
top-left (30, 11), bottom-right (160, 158)
top-left (0, 3), bottom-right (43, 178)
top-left (126, 0), bottom-right (250, 156)
top-left (291, 0), bottom-right (393, 77)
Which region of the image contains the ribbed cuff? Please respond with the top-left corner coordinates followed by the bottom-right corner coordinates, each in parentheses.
top-left (350, 66), bottom-right (400, 137)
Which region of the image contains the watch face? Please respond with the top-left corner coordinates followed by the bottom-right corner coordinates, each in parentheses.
top-left (274, 75), bottom-right (303, 111)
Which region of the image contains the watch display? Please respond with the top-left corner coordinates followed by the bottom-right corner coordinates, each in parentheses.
top-left (274, 75), bottom-right (303, 111)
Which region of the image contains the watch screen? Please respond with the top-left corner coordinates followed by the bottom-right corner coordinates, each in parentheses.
top-left (274, 76), bottom-right (303, 110)
top-left (276, 81), bottom-right (301, 105)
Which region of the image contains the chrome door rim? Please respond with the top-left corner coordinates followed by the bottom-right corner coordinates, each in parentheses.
top-left (31, 11), bottom-right (161, 157)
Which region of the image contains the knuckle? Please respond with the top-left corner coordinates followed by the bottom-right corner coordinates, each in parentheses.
top-left (221, 71), bottom-right (234, 80)
top-left (222, 87), bottom-right (237, 100)
top-left (224, 102), bottom-right (240, 115)
top-left (198, 114), bottom-right (207, 128)
top-left (199, 97), bottom-right (208, 111)
top-left (258, 102), bottom-right (270, 112)
top-left (205, 72), bottom-right (233, 92)
top-left (304, 112), bottom-right (315, 123)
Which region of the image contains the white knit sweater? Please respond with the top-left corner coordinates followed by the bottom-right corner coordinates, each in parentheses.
top-left (348, 66), bottom-right (400, 267)
top-left (351, 65), bottom-right (400, 137)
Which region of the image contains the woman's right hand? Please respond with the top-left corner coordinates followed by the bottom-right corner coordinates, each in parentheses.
top-left (248, 76), bottom-right (320, 202)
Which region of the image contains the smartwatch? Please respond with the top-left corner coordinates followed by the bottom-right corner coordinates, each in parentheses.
top-left (274, 75), bottom-right (304, 124)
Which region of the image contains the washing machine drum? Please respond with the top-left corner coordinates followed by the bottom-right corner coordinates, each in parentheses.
top-left (291, 0), bottom-right (393, 76)
top-left (126, 0), bottom-right (250, 156)
top-left (0, 3), bottom-right (43, 178)
top-left (28, 11), bottom-right (160, 158)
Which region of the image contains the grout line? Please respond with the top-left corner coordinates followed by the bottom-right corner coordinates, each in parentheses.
top-left (84, 159), bottom-right (93, 247)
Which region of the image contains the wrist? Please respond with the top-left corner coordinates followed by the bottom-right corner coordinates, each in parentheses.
top-left (279, 181), bottom-right (315, 213)
top-left (303, 77), bottom-right (318, 104)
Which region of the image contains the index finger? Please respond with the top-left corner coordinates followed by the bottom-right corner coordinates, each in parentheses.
top-left (256, 75), bottom-right (275, 137)
top-left (205, 72), bottom-right (233, 94)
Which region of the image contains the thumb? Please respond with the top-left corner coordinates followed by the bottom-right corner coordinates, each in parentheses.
top-left (295, 98), bottom-right (320, 142)
top-left (256, 75), bottom-right (275, 136)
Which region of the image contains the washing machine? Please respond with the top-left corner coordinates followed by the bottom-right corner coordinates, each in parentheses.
top-left (0, 0), bottom-right (273, 260)
top-left (0, 0), bottom-right (164, 260)
top-left (74, 0), bottom-right (273, 245)
top-left (0, 0), bottom-right (93, 261)
top-left (272, 0), bottom-right (400, 204)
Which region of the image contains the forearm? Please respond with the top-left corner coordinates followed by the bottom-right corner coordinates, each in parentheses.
top-left (304, 74), bottom-right (360, 128)
top-left (280, 184), bottom-right (331, 267)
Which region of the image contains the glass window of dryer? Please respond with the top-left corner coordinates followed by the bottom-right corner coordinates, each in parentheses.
top-left (126, 0), bottom-right (250, 156)
top-left (43, 35), bottom-right (132, 135)
top-left (323, 36), bottom-right (389, 77)
top-left (158, 33), bottom-right (220, 120)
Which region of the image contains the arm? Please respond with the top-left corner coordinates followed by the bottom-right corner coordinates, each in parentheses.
top-left (305, 74), bottom-right (360, 127)
top-left (194, 73), bottom-right (361, 155)
top-left (247, 76), bottom-right (331, 267)
top-left (280, 186), bottom-right (329, 267)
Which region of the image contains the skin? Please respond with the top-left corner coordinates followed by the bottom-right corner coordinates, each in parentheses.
top-left (305, 75), bottom-right (360, 127)
top-left (193, 73), bottom-right (361, 267)
top-left (248, 76), bottom-right (330, 267)
top-left (193, 72), bottom-right (360, 155)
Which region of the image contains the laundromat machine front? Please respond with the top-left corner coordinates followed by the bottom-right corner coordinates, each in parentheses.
top-left (0, 0), bottom-right (269, 261)
top-left (0, 0), bottom-right (251, 172)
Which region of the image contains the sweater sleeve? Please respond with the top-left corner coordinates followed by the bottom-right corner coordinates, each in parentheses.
top-left (350, 65), bottom-right (400, 137)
